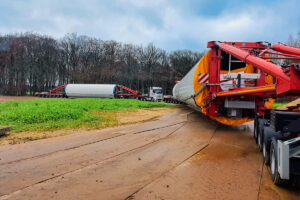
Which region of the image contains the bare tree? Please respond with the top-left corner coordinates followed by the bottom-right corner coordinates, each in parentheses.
top-left (0, 32), bottom-right (204, 96)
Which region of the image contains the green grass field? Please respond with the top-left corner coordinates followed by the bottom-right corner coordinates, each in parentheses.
top-left (0, 98), bottom-right (170, 132)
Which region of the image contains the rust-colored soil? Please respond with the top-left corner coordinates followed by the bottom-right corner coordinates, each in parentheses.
top-left (0, 96), bottom-right (39, 102)
top-left (115, 108), bottom-right (174, 125)
top-left (0, 107), bottom-right (298, 200)
top-left (259, 166), bottom-right (300, 200)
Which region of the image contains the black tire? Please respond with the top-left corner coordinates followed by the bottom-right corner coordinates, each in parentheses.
top-left (270, 138), bottom-right (285, 185)
top-left (290, 175), bottom-right (300, 187)
top-left (262, 139), bottom-right (270, 165)
top-left (258, 128), bottom-right (263, 152)
top-left (254, 116), bottom-right (259, 143)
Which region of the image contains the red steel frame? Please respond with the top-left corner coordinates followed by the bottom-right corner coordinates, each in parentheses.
top-left (49, 85), bottom-right (66, 95)
top-left (118, 85), bottom-right (139, 98)
top-left (35, 85), bottom-right (66, 97)
top-left (205, 41), bottom-right (300, 117)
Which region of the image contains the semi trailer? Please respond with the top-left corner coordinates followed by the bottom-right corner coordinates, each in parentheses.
top-left (35, 84), bottom-right (167, 102)
top-left (35, 84), bottom-right (139, 99)
top-left (173, 41), bottom-right (300, 186)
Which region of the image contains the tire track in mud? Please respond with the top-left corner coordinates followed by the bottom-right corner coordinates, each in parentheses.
top-left (258, 163), bottom-right (300, 200)
top-left (124, 123), bottom-right (219, 200)
top-left (1, 121), bottom-right (186, 166)
top-left (257, 159), bottom-right (265, 200)
top-left (130, 123), bottom-right (263, 200)
top-left (1, 112), bottom-right (218, 200)
top-left (0, 122), bottom-right (187, 198)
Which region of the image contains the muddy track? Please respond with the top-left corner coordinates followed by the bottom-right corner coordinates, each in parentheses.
top-left (1, 121), bottom-right (186, 165)
top-left (124, 117), bottom-right (220, 200)
top-left (1, 122), bottom-right (187, 197)
top-left (0, 108), bottom-right (189, 165)
top-left (0, 108), bottom-right (299, 200)
top-left (129, 123), bottom-right (262, 200)
top-left (129, 121), bottom-right (300, 200)
top-left (0, 109), bottom-right (217, 199)
top-left (124, 142), bottom-right (212, 200)
top-left (0, 122), bottom-right (189, 196)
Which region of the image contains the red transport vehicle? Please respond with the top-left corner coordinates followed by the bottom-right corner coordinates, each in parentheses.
top-left (173, 41), bottom-right (300, 186)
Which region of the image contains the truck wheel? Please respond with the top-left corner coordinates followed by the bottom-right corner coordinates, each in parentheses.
top-left (270, 138), bottom-right (284, 185)
top-left (258, 129), bottom-right (263, 152)
top-left (291, 175), bottom-right (300, 187)
top-left (263, 140), bottom-right (270, 165)
top-left (254, 117), bottom-right (258, 143)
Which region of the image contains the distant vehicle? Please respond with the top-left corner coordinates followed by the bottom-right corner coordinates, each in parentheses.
top-left (35, 84), bottom-right (167, 103)
top-left (35, 84), bottom-right (139, 99)
top-left (142, 87), bottom-right (163, 102)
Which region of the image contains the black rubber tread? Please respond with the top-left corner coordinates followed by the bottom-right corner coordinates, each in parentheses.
top-left (270, 138), bottom-right (286, 186)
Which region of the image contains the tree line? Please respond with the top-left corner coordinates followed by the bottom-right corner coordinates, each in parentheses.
top-left (0, 33), bottom-right (204, 96)
top-left (287, 32), bottom-right (300, 48)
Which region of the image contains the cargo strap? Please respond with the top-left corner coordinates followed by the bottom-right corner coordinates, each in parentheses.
top-left (192, 83), bottom-right (208, 109)
top-left (194, 83), bottom-right (208, 97)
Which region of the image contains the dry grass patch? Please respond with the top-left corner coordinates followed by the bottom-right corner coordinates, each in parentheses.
top-left (0, 96), bottom-right (39, 102)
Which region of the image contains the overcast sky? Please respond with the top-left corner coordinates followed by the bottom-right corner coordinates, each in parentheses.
top-left (0, 0), bottom-right (299, 51)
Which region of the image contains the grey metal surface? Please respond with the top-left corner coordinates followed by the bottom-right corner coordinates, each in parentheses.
top-left (284, 137), bottom-right (300, 158)
top-left (224, 99), bottom-right (255, 109)
top-left (278, 140), bottom-right (290, 179)
top-left (222, 73), bottom-right (261, 80)
top-left (277, 137), bottom-right (300, 180)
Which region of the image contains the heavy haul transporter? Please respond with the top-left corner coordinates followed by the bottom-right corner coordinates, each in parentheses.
top-left (35, 84), bottom-right (140, 99)
top-left (35, 84), bottom-right (165, 101)
top-left (173, 41), bottom-right (300, 185)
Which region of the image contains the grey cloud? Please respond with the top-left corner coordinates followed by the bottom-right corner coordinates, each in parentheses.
top-left (0, 0), bottom-right (299, 51)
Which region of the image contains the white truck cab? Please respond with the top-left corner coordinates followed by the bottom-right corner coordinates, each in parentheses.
top-left (149, 87), bottom-right (163, 102)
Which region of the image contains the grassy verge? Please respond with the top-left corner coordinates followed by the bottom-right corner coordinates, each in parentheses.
top-left (0, 98), bottom-right (171, 132)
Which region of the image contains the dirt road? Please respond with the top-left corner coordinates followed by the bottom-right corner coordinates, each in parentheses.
top-left (0, 96), bottom-right (39, 102)
top-left (0, 107), bottom-right (299, 200)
